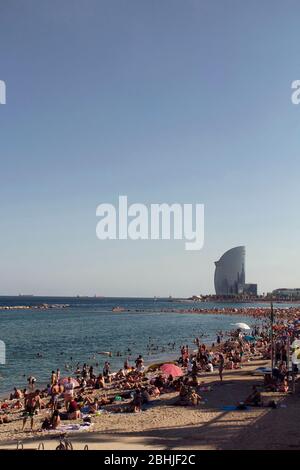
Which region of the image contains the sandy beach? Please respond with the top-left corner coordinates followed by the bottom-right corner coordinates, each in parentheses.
top-left (0, 358), bottom-right (297, 451)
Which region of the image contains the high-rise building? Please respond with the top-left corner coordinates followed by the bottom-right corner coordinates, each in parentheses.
top-left (214, 246), bottom-right (245, 295)
top-left (214, 246), bottom-right (257, 296)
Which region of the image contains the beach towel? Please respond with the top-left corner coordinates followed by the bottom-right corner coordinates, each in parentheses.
top-left (143, 401), bottom-right (156, 409)
top-left (47, 422), bottom-right (93, 433)
top-left (221, 405), bottom-right (250, 411)
top-left (252, 367), bottom-right (272, 375)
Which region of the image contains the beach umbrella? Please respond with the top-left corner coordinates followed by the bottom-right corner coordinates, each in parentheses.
top-left (59, 377), bottom-right (80, 387)
top-left (231, 322), bottom-right (251, 330)
top-left (160, 363), bottom-right (183, 377)
top-left (243, 335), bottom-right (255, 342)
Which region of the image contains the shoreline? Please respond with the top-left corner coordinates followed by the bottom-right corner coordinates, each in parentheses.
top-left (1, 305), bottom-right (298, 450)
top-left (0, 318), bottom-right (299, 450)
top-left (0, 351), bottom-right (180, 400)
top-left (1, 357), bottom-right (296, 450)
top-left (111, 305), bottom-right (300, 318)
top-left (1, 304), bottom-right (297, 397)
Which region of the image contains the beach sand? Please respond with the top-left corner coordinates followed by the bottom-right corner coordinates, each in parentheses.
top-left (0, 358), bottom-right (298, 450)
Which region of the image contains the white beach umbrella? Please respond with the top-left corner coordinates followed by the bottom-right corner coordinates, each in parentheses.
top-left (231, 322), bottom-right (251, 330)
top-left (291, 339), bottom-right (300, 364)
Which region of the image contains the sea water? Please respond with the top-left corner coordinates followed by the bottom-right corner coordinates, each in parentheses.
top-left (0, 296), bottom-right (295, 393)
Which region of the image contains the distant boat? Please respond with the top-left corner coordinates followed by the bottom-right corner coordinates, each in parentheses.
top-left (112, 306), bottom-right (125, 312)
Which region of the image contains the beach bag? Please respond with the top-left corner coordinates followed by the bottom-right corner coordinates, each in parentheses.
top-left (268, 400), bottom-right (277, 409)
top-left (237, 403), bottom-right (247, 410)
top-left (41, 418), bottom-right (51, 430)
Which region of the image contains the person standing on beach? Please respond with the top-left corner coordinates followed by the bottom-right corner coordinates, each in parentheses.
top-left (51, 370), bottom-right (57, 386)
top-left (103, 361), bottom-right (110, 380)
top-left (82, 363), bottom-right (88, 379)
top-left (22, 390), bottom-right (42, 431)
top-left (89, 365), bottom-right (94, 379)
top-left (64, 377), bottom-right (74, 410)
top-left (135, 355), bottom-right (144, 373)
top-left (27, 375), bottom-right (36, 391)
top-left (218, 353), bottom-right (225, 382)
top-left (50, 381), bottom-right (60, 410)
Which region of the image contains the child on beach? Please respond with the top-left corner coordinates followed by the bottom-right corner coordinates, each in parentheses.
top-left (132, 389), bottom-right (142, 412)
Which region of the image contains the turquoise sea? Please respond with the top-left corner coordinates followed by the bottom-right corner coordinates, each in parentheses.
top-left (0, 296), bottom-right (297, 394)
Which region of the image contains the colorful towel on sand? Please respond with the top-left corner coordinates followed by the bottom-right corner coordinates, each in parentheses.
top-left (252, 367), bottom-right (272, 375)
top-left (47, 422), bottom-right (93, 433)
top-left (221, 405), bottom-right (250, 411)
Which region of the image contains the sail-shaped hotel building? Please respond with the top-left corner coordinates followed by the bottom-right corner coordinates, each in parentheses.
top-left (214, 246), bottom-right (257, 296)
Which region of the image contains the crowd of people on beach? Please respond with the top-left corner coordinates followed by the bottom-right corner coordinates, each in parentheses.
top-left (170, 306), bottom-right (300, 318)
top-left (112, 306), bottom-right (300, 318)
top-left (0, 314), bottom-right (299, 433)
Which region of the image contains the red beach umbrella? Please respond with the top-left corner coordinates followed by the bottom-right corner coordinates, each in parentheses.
top-left (160, 363), bottom-right (183, 377)
top-left (59, 377), bottom-right (80, 387)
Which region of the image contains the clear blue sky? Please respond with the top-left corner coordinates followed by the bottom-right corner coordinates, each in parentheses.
top-left (1, 0), bottom-right (300, 297)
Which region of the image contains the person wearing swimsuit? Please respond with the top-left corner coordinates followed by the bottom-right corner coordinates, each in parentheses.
top-left (22, 390), bottom-right (42, 431)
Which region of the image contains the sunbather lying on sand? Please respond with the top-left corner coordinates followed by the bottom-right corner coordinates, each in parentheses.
top-left (242, 385), bottom-right (262, 407)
